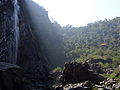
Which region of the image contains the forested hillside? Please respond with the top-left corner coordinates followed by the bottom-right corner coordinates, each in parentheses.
top-left (57, 17), bottom-right (120, 67)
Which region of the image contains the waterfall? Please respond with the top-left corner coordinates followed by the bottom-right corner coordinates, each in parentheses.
top-left (12, 0), bottom-right (19, 64)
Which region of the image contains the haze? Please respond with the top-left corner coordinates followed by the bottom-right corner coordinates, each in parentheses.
top-left (33, 0), bottom-right (120, 27)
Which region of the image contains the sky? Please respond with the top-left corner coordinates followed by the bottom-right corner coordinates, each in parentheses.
top-left (33, 0), bottom-right (120, 27)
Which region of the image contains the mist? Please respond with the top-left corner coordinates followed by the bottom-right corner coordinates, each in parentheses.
top-left (23, 0), bottom-right (67, 68)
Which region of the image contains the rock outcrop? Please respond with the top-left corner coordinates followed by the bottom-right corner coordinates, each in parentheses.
top-left (88, 59), bottom-right (113, 74)
top-left (60, 62), bottom-right (104, 85)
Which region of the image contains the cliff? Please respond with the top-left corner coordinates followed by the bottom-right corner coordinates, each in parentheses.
top-left (23, 0), bottom-right (67, 68)
top-left (0, 0), bottom-right (49, 85)
top-left (0, 0), bottom-right (66, 87)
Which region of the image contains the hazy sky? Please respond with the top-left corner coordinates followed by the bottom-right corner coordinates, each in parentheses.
top-left (33, 0), bottom-right (120, 27)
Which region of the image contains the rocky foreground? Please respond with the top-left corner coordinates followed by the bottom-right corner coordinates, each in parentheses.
top-left (52, 62), bottom-right (120, 90)
top-left (0, 62), bottom-right (120, 90)
top-left (0, 62), bottom-right (55, 90)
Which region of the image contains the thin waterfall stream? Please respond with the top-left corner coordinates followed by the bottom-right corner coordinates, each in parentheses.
top-left (12, 0), bottom-right (19, 64)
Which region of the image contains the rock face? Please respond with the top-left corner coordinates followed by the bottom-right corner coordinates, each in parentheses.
top-left (23, 0), bottom-right (67, 68)
top-left (0, 0), bottom-right (19, 63)
top-left (60, 62), bottom-right (104, 85)
top-left (0, 0), bottom-right (67, 86)
top-left (0, 62), bottom-right (28, 90)
top-left (0, 0), bottom-right (67, 79)
top-left (0, 0), bottom-right (50, 85)
top-left (17, 0), bottom-right (50, 83)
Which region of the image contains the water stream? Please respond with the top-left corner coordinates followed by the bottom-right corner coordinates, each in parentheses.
top-left (12, 0), bottom-right (19, 64)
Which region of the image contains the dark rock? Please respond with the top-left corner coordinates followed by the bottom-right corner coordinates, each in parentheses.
top-left (21, 0), bottom-right (67, 69)
top-left (83, 62), bottom-right (90, 70)
top-left (0, 62), bottom-right (30, 90)
top-left (60, 62), bottom-right (104, 85)
top-left (115, 73), bottom-right (120, 77)
top-left (50, 70), bottom-right (62, 81)
top-left (0, 0), bottom-right (16, 63)
top-left (90, 63), bottom-right (104, 74)
top-left (18, 0), bottom-right (50, 81)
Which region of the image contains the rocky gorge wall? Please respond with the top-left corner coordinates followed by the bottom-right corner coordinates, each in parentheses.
top-left (23, 0), bottom-right (67, 68)
top-left (0, 0), bottom-right (67, 84)
top-left (0, 0), bottom-right (50, 83)
top-left (0, 0), bottom-right (19, 64)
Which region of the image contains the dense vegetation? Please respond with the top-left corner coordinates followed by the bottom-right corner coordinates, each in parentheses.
top-left (54, 17), bottom-right (120, 67)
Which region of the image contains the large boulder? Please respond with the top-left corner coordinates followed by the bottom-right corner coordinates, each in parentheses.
top-left (60, 62), bottom-right (104, 85)
top-left (0, 62), bottom-right (30, 90)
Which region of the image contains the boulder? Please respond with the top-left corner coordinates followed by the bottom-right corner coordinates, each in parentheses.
top-left (0, 62), bottom-right (30, 90)
top-left (60, 62), bottom-right (104, 85)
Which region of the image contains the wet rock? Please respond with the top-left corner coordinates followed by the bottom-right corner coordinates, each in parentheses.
top-left (60, 62), bottom-right (104, 85)
top-left (0, 0), bottom-right (16, 63)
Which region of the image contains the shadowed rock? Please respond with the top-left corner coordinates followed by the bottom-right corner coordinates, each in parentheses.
top-left (0, 62), bottom-right (30, 90)
top-left (60, 62), bottom-right (104, 85)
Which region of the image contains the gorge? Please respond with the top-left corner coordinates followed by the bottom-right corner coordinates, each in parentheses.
top-left (0, 0), bottom-right (120, 90)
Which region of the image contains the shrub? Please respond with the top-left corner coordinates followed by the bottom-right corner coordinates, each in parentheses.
top-left (53, 67), bottom-right (62, 72)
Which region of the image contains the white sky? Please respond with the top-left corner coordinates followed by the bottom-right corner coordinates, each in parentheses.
top-left (33, 0), bottom-right (120, 27)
